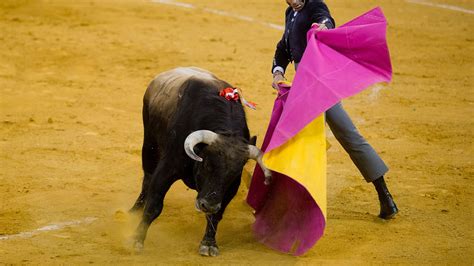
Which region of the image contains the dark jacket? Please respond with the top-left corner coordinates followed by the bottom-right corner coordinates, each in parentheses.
top-left (272, 0), bottom-right (335, 73)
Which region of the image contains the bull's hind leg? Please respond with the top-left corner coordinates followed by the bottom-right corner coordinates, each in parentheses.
top-left (130, 105), bottom-right (159, 212)
top-left (199, 177), bottom-right (241, 257)
top-left (129, 142), bottom-right (159, 212)
top-left (133, 163), bottom-right (177, 251)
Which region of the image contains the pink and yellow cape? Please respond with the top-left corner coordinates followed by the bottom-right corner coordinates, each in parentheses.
top-left (247, 7), bottom-right (393, 255)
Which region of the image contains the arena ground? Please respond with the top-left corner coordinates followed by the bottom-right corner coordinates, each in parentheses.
top-left (1, 0), bottom-right (473, 264)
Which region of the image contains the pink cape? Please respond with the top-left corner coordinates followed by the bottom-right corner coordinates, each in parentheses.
top-left (247, 7), bottom-right (392, 255)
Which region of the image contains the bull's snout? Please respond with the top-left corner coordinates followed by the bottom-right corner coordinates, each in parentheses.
top-left (196, 199), bottom-right (221, 214)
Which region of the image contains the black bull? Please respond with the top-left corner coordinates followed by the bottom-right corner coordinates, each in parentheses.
top-left (130, 67), bottom-right (271, 256)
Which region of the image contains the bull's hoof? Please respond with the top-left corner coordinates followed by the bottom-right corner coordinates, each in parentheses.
top-left (199, 240), bottom-right (219, 257)
top-left (133, 240), bottom-right (144, 252)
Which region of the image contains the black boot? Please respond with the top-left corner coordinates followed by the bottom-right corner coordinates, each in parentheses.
top-left (373, 176), bottom-right (398, 219)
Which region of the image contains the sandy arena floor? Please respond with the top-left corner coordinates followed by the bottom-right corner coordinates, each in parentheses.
top-left (1, 0), bottom-right (473, 264)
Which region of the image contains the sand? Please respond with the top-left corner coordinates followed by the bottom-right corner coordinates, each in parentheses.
top-left (1, 0), bottom-right (473, 264)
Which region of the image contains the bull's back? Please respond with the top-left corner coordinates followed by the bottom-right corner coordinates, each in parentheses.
top-left (144, 67), bottom-right (219, 125)
top-left (143, 67), bottom-right (227, 135)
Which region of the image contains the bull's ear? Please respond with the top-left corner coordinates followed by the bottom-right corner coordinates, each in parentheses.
top-left (249, 136), bottom-right (257, 145)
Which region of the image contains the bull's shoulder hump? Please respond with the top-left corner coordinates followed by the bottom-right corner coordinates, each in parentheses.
top-left (155, 67), bottom-right (217, 82)
top-left (145, 67), bottom-right (225, 103)
top-left (177, 67), bottom-right (217, 80)
top-left (145, 67), bottom-right (222, 116)
top-left (146, 67), bottom-right (219, 97)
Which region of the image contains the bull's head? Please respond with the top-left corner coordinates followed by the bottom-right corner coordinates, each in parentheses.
top-left (184, 130), bottom-right (272, 214)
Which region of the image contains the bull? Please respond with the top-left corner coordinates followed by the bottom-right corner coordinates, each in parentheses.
top-left (130, 67), bottom-right (271, 256)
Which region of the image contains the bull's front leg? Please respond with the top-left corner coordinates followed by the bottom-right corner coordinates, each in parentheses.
top-left (199, 177), bottom-right (241, 257)
top-left (199, 214), bottom-right (221, 256)
top-left (134, 162), bottom-right (177, 251)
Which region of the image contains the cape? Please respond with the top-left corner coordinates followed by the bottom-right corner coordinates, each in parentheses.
top-left (247, 7), bottom-right (392, 255)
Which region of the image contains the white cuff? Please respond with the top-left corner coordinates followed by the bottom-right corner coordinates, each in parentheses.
top-left (273, 66), bottom-right (285, 75)
top-left (319, 18), bottom-right (330, 25)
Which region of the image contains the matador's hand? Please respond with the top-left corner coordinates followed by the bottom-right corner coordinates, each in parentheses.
top-left (311, 22), bottom-right (328, 31)
top-left (272, 71), bottom-right (285, 90)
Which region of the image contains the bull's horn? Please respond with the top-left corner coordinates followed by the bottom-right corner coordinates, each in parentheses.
top-left (248, 145), bottom-right (272, 185)
top-left (184, 130), bottom-right (219, 162)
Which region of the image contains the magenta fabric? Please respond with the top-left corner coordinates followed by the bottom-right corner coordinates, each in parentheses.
top-left (266, 7), bottom-right (392, 153)
top-left (249, 167), bottom-right (325, 255)
top-left (247, 86), bottom-right (289, 213)
top-left (247, 86), bottom-right (326, 255)
top-left (247, 7), bottom-right (392, 255)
